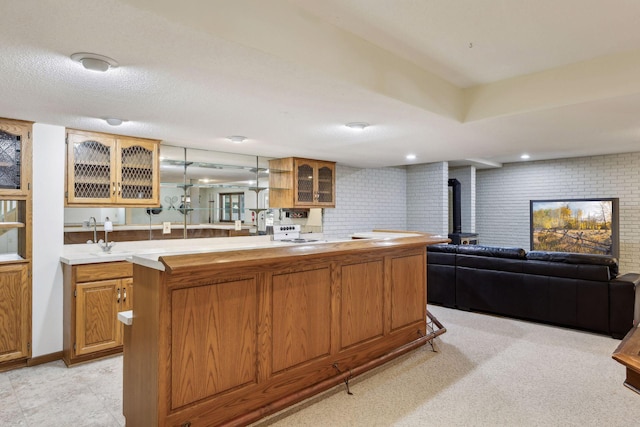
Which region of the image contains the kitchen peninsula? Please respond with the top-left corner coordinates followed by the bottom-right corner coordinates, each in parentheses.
top-left (118, 232), bottom-right (448, 426)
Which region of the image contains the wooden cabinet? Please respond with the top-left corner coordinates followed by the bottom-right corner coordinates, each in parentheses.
top-left (0, 119), bottom-right (32, 196)
top-left (0, 118), bottom-right (32, 370)
top-left (269, 157), bottom-right (335, 208)
top-left (122, 235), bottom-right (442, 426)
top-left (0, 263), bottom-right (30, 364)
top-left (63, 261), bottom-right (133, 366)
top-left (66, 129), bottom-right (160, 207)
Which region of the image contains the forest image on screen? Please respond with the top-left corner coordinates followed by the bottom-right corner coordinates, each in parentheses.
top-left (531, 199), bottom-right (617, 256)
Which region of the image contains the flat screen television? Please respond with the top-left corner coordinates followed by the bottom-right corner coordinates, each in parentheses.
top-left (530, 198), bottom-right (619, 258)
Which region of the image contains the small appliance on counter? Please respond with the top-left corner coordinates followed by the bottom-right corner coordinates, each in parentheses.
top-left (272, 224), bottom-right (318, 243)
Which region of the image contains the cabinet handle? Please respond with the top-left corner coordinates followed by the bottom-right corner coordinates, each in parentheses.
top-left (112, 182), bottom-right (116, 196)
top-left (117, 182), bottom-right (121, 196)
top-left (117, 287), bottom-right (121, 303)
top-left (123, 287), bottom-right (127, 303)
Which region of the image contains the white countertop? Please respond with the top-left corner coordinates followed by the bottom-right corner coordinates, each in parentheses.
top-left (351, 231), bottom-right (417, 239)
top-left (60, 234), bottom-right (325, 267)
top-left (60, 230), bottom-right (434, 270)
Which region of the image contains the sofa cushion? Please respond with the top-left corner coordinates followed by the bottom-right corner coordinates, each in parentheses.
top-left (456, 245), bottom-right (526, 259)
top-left (427, 264), bottom-right (456, 308)
top-left (457, 254), bottom-right (525, 273)
top-left (523, 260), bottom-right (613, 282)
top-left (427, 244), bottom-right (458, 254)
top-left (526, 251), bottom-right (618, 277)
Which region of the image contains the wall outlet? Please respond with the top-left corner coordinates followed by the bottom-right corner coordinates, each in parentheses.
top-left (234, 220), bottom-right (242, 231)
top-left (162, 222), bottom-right (171, 234)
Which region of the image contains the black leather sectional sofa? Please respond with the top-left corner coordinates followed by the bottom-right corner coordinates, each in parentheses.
top-left (427, 244), bottom-right (640, 338)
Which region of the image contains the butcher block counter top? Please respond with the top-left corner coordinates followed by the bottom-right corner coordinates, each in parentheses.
top-left (121, 231), bottom-right (447, 427)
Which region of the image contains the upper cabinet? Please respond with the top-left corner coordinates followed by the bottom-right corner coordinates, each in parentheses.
top-left (0, 118), bottom-right (32, 367)
top-left (269, 157), bottom-right (335, 208)
top-left (0, 118), bottom-right (32, 197)
top-left (66, 129), bottom-right (160, 207)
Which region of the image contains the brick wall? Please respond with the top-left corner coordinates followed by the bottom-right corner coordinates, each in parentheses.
top-left (477, 152), bottom-right (640, 273)
top-left (406, 162), bottom-right (448, 235)
top-left (322, 165), bottom-right (407, 239)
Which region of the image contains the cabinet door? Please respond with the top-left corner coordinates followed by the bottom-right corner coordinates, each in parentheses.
top-left (0, 263), bottom-right (29, 362)
top-left (0, 119), bottom-right (31, 197)
top-left (67, 132), bottom-right (117, 204)
top-left (75, 279), bottom-right (120, 355)
top-left (293, 159), bottom-right (335, 207)
top-left (294, 159), bottom-right (315, 205)
top-left (116, 138), bottom-right (159, 205)
top-left (315, 161), bottom-right (335, 207)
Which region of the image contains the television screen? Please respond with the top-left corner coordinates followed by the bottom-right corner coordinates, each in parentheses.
top-left (530, 198), bottom-right (619, 257)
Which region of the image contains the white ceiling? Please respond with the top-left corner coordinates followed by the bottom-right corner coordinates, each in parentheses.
top-left (2, 0), bottom-right (640, 169)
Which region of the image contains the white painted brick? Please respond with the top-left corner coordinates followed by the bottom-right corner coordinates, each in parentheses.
top-left (323, 165), bottom-right (407, 239)
top-left (477, 152), bottom-right (640, 273)
top-left (324, 152), bottom-right (640, 274)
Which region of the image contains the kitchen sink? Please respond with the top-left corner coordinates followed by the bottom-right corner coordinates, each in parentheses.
top-left (90, 251), bottom-right (133, 257)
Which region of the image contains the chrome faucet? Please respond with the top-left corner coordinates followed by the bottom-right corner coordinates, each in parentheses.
top-left (83, 217), bottom-right (98, 244)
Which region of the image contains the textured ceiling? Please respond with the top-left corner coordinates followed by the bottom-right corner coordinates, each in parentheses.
top-left (1, 0), bottom-right (640, 169)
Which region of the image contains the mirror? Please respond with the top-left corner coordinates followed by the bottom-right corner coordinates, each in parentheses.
top-left (141, 145), bottom-right (272, 232)
top-left (64, 145), bottom-right (323, 240)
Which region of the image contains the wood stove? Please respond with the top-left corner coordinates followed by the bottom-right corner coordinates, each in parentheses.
top-left (448, 178), bottom-right (478, 245)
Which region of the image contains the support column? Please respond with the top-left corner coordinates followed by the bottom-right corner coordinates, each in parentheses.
top-left (407, 162), bottom-right (448, 235)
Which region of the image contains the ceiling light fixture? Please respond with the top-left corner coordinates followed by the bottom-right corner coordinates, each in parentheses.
top-left (406, 154), bottom-right (417, 160)
top-left (520, 153), bottom-right (531, 160)
top-left (345, 122), bottom-right (369, 130)
top-left (228, 136), bottom-right (247, 144)
top-left (71, 52), bottom-right (119, 72)
top-left (104, 118), bottom-right (125, 126)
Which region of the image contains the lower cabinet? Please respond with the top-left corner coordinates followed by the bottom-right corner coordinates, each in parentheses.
top-left (63, 261), bottom-right (133, 366)
top-left (0, 263), bottom-right (30, 365)
top-left (123, 241), bottom-right (429, 426)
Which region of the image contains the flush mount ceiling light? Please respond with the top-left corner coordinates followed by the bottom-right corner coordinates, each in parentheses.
top-left (104, 117), bottom-right (125, 126)
top-left (345, 122), bottom-right (369, 130)
top-left (227, 136), bottom-right (247, 143)
top-left (71, 52), bottom-right (119, 72)
top-left (406, 154), bottom-right (417, 160)
top-left (520, 153), bottom-right (531, 160)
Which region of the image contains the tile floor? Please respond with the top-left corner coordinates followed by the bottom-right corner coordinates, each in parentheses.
top-left (0, 355), bottom-right (124, 426)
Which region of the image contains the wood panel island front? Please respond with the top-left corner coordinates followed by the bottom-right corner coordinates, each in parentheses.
top-left (122, 233), bottom-right (448, 426)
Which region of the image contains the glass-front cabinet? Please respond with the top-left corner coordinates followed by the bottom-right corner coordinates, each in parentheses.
top-left (295, 158), bottom-right (335, 206)
top-left (0, 118), bottom-right (32, 366)
top-left (0, 119), bottom-right (30, 196)
top-left (269, 157), bottom-right (335, 208)
top-left (66, 129), bottom-right (160, 206)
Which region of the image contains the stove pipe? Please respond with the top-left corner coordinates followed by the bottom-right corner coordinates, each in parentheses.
top-left (448, 178), bottom-right (461, 234)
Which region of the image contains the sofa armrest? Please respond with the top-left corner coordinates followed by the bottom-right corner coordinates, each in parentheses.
top-left (610, 273), bottom-right (640, 338)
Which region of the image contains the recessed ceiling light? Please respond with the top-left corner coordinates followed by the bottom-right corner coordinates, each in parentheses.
top-left (406, 154), bottom-right (417, 160)
top-left (71, 52), bottom-right (119, 72)
top-left (520, 153), bottom-right (531, 160)
top-left (345, 122), bottom-right (369, 130)
top-left (104, 118), bottom-right (125, 126)
top-left (228, 136), bottom-right (247, 143)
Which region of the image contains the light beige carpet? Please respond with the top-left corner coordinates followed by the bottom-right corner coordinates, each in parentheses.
top-left (252, 305), bottom-right (638, 427)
